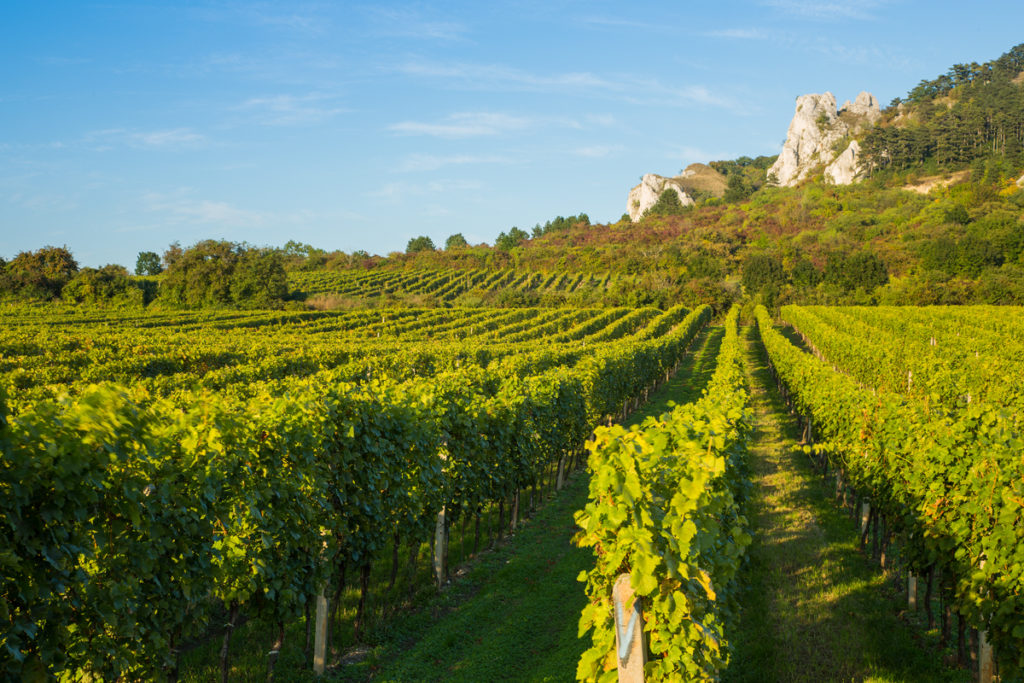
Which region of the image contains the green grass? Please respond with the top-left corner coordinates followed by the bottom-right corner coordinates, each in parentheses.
top-left (722, 325), bottom-right (970, 683)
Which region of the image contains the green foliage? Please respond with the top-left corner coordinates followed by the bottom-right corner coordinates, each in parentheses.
top-left (0, 302), bottom-right (719, 678)
top-left (688, 253), bottom-right (723, 279)
top-left (531, 214), bottom-right (591, 238)
top-left (741, 253), bottom-right (785, 293)
top-left (229, 249), bottom-right (289, 307)
top-left (406, 235), bottom-right (436, 253)
top-left (723, 173), bottom-right (751, 203)
top-left (3, 246), bottom-right (79, 299)
top-left (158, 240), bottom-right (289, 308)
top-left (765, 304), bottom-right (1024, 675)
top-left (642, 189), bottom-right (688, 219)
top-left (790, 257), bottom-right (821, 288)
top-left (277, 240), bottom-right (328, 271)
top-left (445, 233), bottom-right (468, 250)
top-left (62, 264), bottom-right (145, 306)
top-left (863, 43), bottom-right (1024, 172)
top-left (575, 306), bottom-right (750, 681)
top-left (823, 252), bottom-right (888, 292)
top-left (135, 251), bottom-right (162, 276)
top-left (494, 227), bottom-right (530, 251)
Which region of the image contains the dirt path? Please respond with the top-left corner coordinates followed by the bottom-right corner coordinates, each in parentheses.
top-left (723, 326), bottom-right (967, 683)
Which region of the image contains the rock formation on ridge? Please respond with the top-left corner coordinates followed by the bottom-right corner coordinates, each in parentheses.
top-left (768, 91), bottom-right (881, 187)
top-left (627, 173), bottom-right (695, 221)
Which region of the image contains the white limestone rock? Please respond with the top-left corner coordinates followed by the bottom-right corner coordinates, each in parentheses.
top-left (768, 91), bottom-right (880, 187)
top-left (627, 173), bottom-right (694, 221)
top-left (824, 140), bottom-right (863, 185)
top-left (840, 92), bottom-right (882, 123)
top-left (768, 92), bottom-right (844, 186)
top-left (1017, 173), bottom-right (1024, 187)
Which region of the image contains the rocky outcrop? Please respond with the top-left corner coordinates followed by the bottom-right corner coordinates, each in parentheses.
top-left (1018, 173), bottom-right (1024, 187)
top-left (768, 91), bottom-right (881, 187)
top-left (824, 140), bottom-right (861, 185)
top-left (627, 173), bottom-right (695, 221)
top-left (840, 92), bottom-right (883, 123)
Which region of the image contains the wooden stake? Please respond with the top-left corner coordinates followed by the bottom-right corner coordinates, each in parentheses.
top-left (433, 507), bottom-right (448, 588)
top-left (612, 575), bottom-right (646, 682)
top-left (313, 591), bottom-right (328, 674)
top-left (859, 501), bottom-right (871, 546)
top-left (979, 628), bottom-right (994, 683)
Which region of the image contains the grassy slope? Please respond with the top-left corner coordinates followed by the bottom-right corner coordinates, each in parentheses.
top-left (360, 326), bottom-right (724, 682)
top-left (722, 326), bottom-right (969, 683)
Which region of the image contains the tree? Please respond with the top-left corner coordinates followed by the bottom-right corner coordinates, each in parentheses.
top-left (159, 240), bottom-right (239, 306)
top-left (825, 252), bottom-right (889, 291)
top-left (230, 250), bottom-right (289, 307)
top-left (406, 236), bottom-right (435, 253)
top-left (135, 251), bottom-right (163, 276)
top-left (790, 257), bottom-right (821, 288)
top-left (494, 227), bottom-right (529, 251)
top-left (5, 246), bottom-right (79, 299)
top-left (642, 189), bottom-right (688, 218)
top-left (741, 253), bottom-right (785, 293)
top-left (157, 241), bottom-right (290, 308)
top-left (162, 242), bottom-right (183, 270)
top-left (723, 173), bottom-right (750, 203)
top-left (445, 233), bottom-right (468, 250)
top-left (63, 264), bottom-right (144, 305)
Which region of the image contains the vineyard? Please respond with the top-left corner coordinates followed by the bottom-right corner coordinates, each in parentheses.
top-left (2, 301), bottom-right (1022, 680)
top-left (288, 268), bottom-right (643, 307)
top-left (0, 302), bottom-right (712, 679)
top-left (763, 304), bottom-right (1024, 678)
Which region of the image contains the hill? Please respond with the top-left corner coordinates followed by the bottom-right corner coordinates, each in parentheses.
top-left (2, 44), bottom-right (1023, 312)
top-left (281, 43), bottom-right (1024, 309)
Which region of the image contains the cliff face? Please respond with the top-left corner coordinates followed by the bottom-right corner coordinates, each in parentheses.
top-left (768, 91), bottom-right (881, 186)
top-left (627, 173), bottom-right (695, 221)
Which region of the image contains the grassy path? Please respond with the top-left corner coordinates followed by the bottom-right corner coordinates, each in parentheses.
top-left (359, 325), bottom-right (724, 682)
top-left (723, 326), bottom-right (967, 683)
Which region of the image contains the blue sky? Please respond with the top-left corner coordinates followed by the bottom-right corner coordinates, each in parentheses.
top-left (2, 1), bottom-right (1023, 267)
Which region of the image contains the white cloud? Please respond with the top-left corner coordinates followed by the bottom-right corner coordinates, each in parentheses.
top-left (585, 114), bottom-right (617, 127)
top-left (389, 112), bottom-right (531, 138)
top-left (236, 93), bottom-right (348, 126)
top-left (397, 154), bottom-right (514, 172)
top-left (706, 28), bottom-right (771, 39)
top-left (366, 7), bottom-right (469, 41)
top-left (191, 5), bottom-right (329, 35)
top-left (133, 129), bottom-right (206, 147)
top-left (393, 61), bottom-right (615, 92)
top-left (83, 128), bottom-right (207, 150)
top-left (760, 0), bottom-right (885, 21)
top-left (670, 145), bottom-right (733, 166)
top-left (371, 179), bottom-right (483, 200)
top-left (142, 190), bottom-right (265, 226)
top-left (572, 145), bottom-right (622, 158)
top-left (393, 60), bottom-right (740, 111)
top-left (578, 16), bottom-right (670, 32)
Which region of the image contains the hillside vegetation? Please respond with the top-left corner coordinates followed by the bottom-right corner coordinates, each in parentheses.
top-left (2, 45), bottom-right (1023, 311)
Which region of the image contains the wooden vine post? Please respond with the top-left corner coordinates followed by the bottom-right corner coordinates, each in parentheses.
top-left (313, 538), bottom-right (330, 675)
top-left (612, 574), bottom-right (646, 682)
top-left (977, 559), bottom-right (994, 683)
top-left (434, 506), bottom-right (449, 587)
